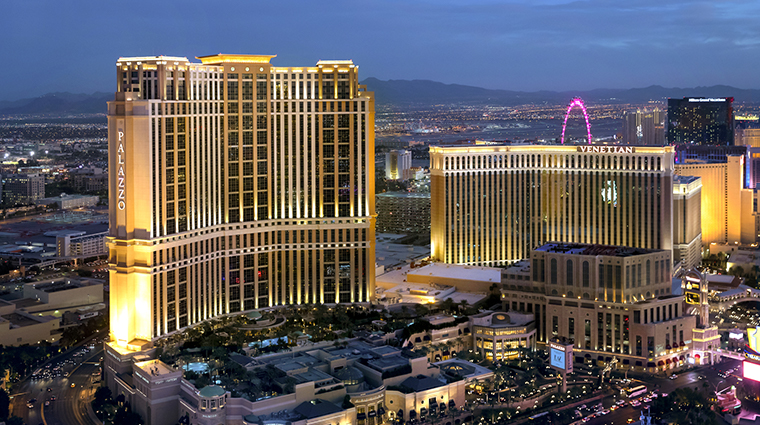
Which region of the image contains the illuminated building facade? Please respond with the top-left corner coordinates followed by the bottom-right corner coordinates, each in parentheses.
top-left (672, 176), bottom-right (702, 269)
top-left (430, 145), bottom-right (676, 266)
top-left (106, 54), bottom-right (375, 350)
top-left (675, 156), bottom-right (756, 245)
top-left (622, 109), bottom-right (664, 146)
top-left (667, 97), bottom-right (734, 145)
top-left (502, 243), bottom-right (697, 372)
top-left (385, 149), bottom-right (411, 180)
top-left (375, 192), bottom-right (430, 234)
top-left (3, 173), bottom-right (45, 205)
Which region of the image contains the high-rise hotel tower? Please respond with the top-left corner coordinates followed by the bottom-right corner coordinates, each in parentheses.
top-left (430, 145), bottom-right (683, 266)
top-left (108, 55), bottom-right (375, 349)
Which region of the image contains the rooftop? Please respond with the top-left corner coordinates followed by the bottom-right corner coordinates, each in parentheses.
top-left (199, 385), bottom-right (226, 398)
top-left (673, 175), bottom-right (701, 184)
top-left (377, 192), bottom-right (431, 199)
top-left (410, 263), bottom-right (501, 283)
top-left (135, 359), bottom-right (176, 377)
top-left (536, 242), bottom-right (661, 257)
top-left (399, 375), bottom-right (446, 392)
top-left (293, 399), bottom-right (344, 419)
top-left (196, 54), bottom-right (276, 65)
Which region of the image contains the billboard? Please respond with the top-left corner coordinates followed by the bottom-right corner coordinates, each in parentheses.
top-left (683, 271), bottom-right (702, 305)
top-left (550, 347), bottom-right (566, 370)
top-left (744, 360), bottom-right (760, 382)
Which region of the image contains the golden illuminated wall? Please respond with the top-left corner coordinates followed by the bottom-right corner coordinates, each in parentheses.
top-left (430, 145), bottom-right (675, 266)
top-left (736, 128), bottom-right (760, 148)
top-left (108, 55), bottom-right (375, 348)
top-left (675, 155), bottom-right (754, 245)
top-left (672, 177), bottom-right (702, 269)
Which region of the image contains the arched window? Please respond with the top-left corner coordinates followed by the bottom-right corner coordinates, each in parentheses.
top-left (582, 261), bottom-right (590, 287)
top-left (582, 292), bottom-right (590, 300)
top-left (551, 289), bottom-right (558, 296)
top-left (567, 260), bottom-right (574, 286)
top-left (646, 260), bottom-right (651, 285)
top-left (567, 291), bottom-right (574, 298)
top-left (550, 259), bottom-right (557, 284)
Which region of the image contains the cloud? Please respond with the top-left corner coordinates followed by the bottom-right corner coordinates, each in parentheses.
top-left (0, 0), bottom-right (759, 99)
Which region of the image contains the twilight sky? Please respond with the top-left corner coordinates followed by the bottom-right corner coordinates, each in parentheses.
top-left (2, 0), bottom-right (760, 100)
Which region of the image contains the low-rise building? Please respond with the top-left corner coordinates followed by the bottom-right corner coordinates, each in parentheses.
top-left (105, 338), bottom-right (470, 425)
top-left (471, 311), bottom-right (536, 361)
top-left (35, 194), bottom-right (99, 209)
top-left (56, 231), bottom-right (107, 258)
top-left (0, 298), bottom-right (59, 346)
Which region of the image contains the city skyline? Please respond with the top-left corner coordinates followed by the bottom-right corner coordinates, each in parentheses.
top-left (4, 0), bottom-right (760, 101)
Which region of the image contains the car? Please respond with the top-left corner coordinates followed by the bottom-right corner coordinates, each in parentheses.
top-left (616, 400), bottom-right (626, 406)
top-left (669, 374), bottom-right (677, 380)
top-left (49, 396), bottom-right (56, 401)
top-left (628, 419), bottom-right (635, 424)
top-left (46, 387), bottom-right (52, 392)
top-left (45, 401), bottom-right (49, 406)
top-left (643, 397), bottom-right (651, 403)
top-left (631, 401), bottom-right (641, 407)
top-left (610, 405), bottom-right (618, 411)
top-left (71, 383), bottom-right (76, 388)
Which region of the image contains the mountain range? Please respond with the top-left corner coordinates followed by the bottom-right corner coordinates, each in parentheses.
top-left (360, 78), bottom-right (760, 106)
top-left (1, 80), bottom-right (760, 116)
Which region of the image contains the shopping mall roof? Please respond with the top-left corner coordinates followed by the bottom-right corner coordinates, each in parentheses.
top-left (536, 242), bottom-right (661, 257)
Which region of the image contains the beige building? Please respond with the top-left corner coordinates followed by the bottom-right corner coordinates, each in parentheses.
top-left (675, 155), bottom-right (756, 245)
top-left (0, 299), bottom-right (59, 346)
top-left (36, 194), bottom-right (99, 209)
top-left (106, 54), bottom-right (375, 350)
top-left (430, 145), bottom-right (678, 266)
top-left (471, 311), bottom-right (536, 361)
top-left (501, 243), bottom-right (696, 372)
top-left (385, 150), bottom-right (411, 180)
top-left (56, 231), bottom-right (108, 259)
top-left (672, 175), bottom-right (702, 269)
top-left (105, 338), bottom-right (471, 425)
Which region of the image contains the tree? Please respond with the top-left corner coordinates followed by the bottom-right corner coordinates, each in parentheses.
top-left (114, 403), bottom-right (144, 425)
top-left (730, 266), bottom-right (745, 277)
top-left (0, 388), bottom-right (9, 420)
top-left (5, 416), bottom-right (23, 425)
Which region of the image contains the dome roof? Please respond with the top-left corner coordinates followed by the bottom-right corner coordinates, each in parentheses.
top-left (491, 314), bottom-right (511, 325)
top-left (334, 366), bottom-right (365, 385)
top-left (199, 385), bottom-right (226, 398)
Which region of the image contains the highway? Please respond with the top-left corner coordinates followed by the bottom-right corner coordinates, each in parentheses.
top-left (10, 338), bottom-right (104, 425)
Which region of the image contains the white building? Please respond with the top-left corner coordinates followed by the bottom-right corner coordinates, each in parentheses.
top-left (385, 150), bottom-right (412, 180)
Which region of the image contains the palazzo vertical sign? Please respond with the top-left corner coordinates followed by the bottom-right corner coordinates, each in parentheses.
top-left (117, 121), bottom-right (126, 211)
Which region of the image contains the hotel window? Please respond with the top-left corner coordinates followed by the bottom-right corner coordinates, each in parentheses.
top-left (550, 259), bottom-right (557, 284)
top-left (566, 260), bottom-right (573, 286)
top-left (646, 260), bottom-right (651, 285)
top-left (582, 261), bottom-right (589, 287)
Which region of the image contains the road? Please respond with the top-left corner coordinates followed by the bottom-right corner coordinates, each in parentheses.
top-left (10, 342), bottom-right (104, 425)
top-left (582, 358), bottom-right (746, 425)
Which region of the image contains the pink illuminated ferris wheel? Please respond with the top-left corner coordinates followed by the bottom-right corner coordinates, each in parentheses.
top-left (560, 97), bottom-right (592, 144)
